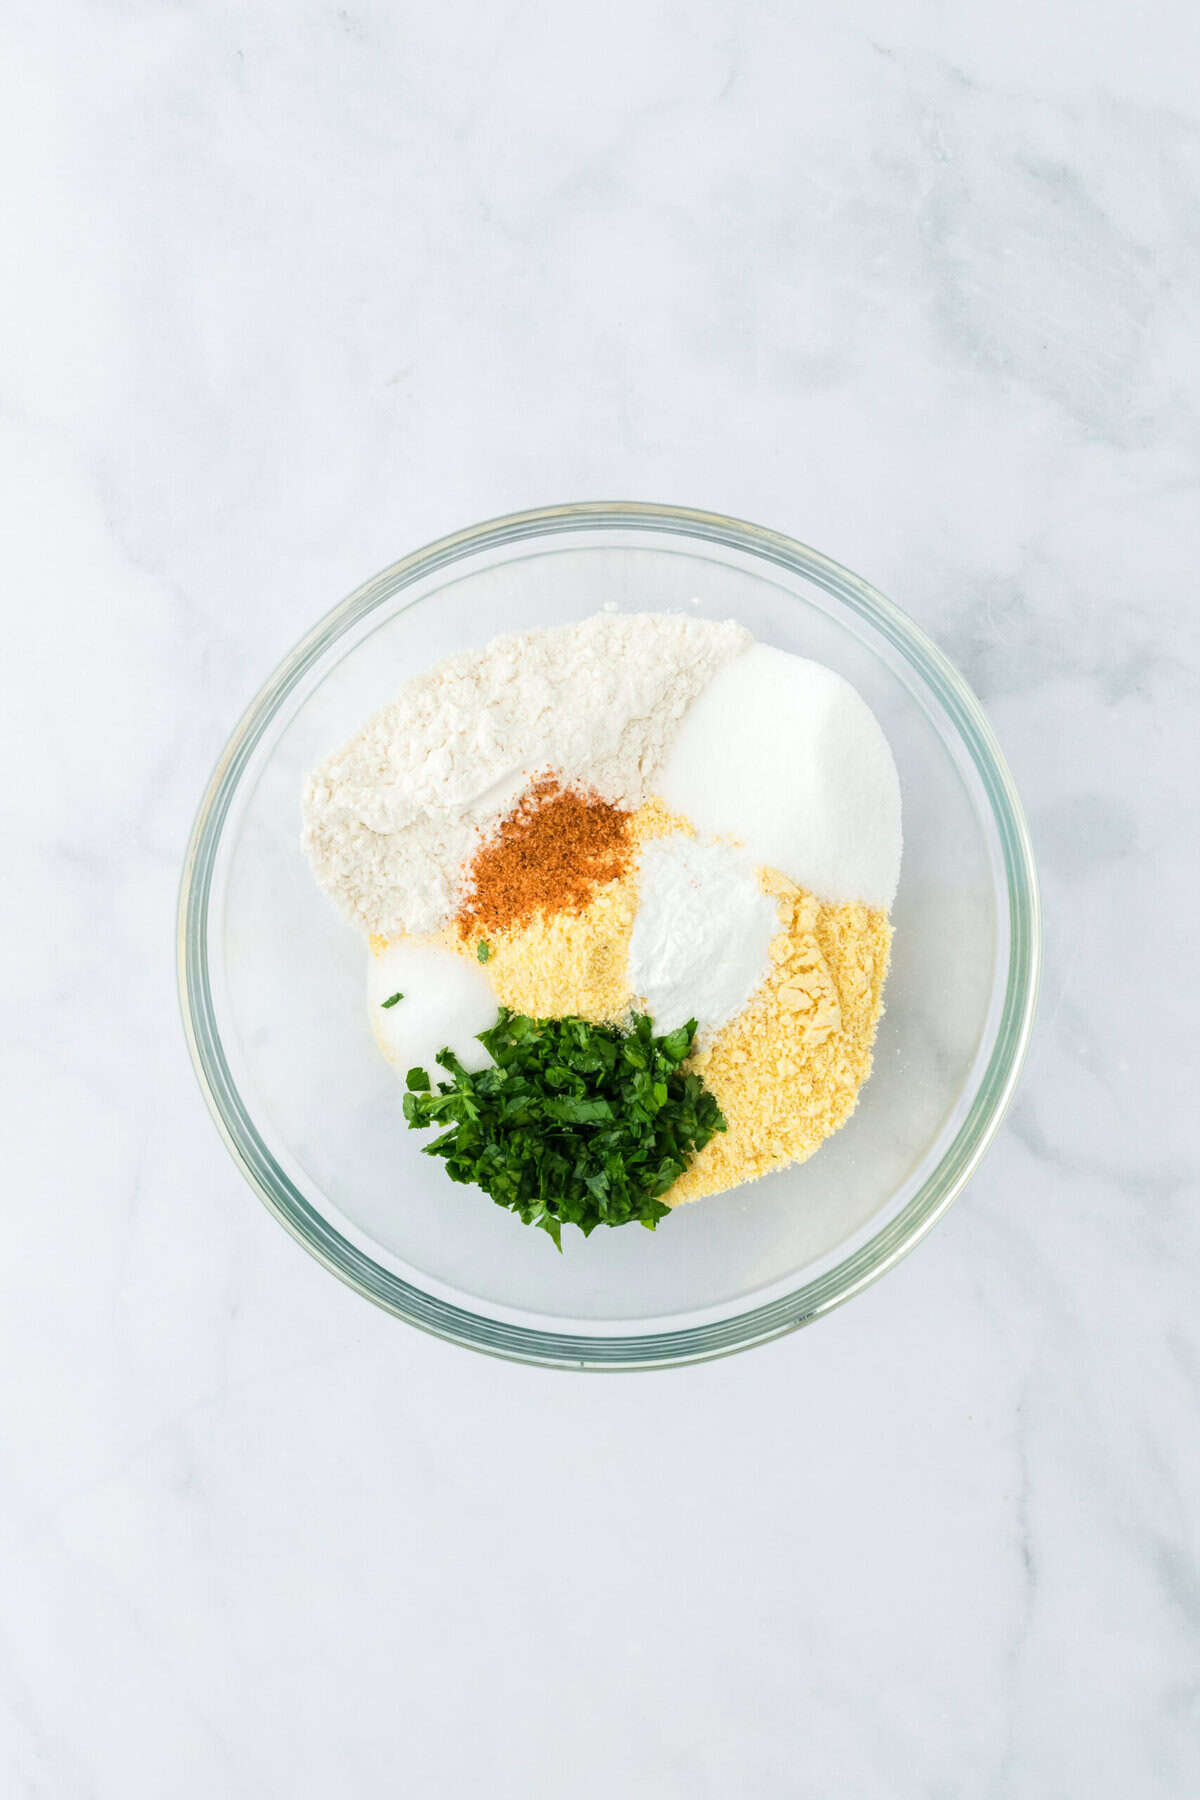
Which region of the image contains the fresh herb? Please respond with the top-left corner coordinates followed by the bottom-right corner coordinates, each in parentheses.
top-left (380, 992), bottom-right (404, 1008)
top-left (402, 1010), bottom-right (725, 1249)
top-left (476, 940), bottom-right (493, 963)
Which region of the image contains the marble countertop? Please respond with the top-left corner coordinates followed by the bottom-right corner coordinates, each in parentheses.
top-left (4, 4), bottom-right (1198, 1795)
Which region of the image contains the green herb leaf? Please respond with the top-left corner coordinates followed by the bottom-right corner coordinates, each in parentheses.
top-left (380, 992), bottom-right (404, 1008)
top-left (476, 940), bottom-right (493, 963)
top-left (402, 1010), bottom-right (724, 1247)
top-left (660, 1020), bottom-right (697, 1064)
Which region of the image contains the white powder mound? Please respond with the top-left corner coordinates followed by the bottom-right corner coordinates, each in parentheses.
top-left (303, 611), bottom-right (750, 936)
top-left (629, 838), bottom-right (779, 1039)
top-left (657, 644), bottom-right (902, 908)
top-left (368, 939), bottom-right (495, 1076)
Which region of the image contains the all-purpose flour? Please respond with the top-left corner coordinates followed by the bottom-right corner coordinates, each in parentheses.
top-left (302, 612), bottom-right (749, 936)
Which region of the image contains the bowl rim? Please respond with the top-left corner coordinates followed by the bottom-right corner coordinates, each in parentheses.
top-left (177, 500), bottom-right (1041, 1369)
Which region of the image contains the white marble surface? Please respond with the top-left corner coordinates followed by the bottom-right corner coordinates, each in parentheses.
top-left (3, 2), bottom-right (1199, 1794)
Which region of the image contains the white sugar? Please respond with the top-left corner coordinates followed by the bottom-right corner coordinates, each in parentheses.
top-left (656, 644), bottom-right (902, 909)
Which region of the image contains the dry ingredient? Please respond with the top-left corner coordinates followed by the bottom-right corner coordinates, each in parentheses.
top-left (658, 642), bottom-right (903, 908)
top-left (477, 801), bottom-right (687, 1023)
top-left (368, 933), bottom-right (496, 1076)
top-left (302, 612), bottom-right (749, 936)
top-left (457, 778), bottom-right (632, 941)
top-left (628, 836), bottom-right (778, 1038)
top-left (667, 873), bottom-right (891, 1204)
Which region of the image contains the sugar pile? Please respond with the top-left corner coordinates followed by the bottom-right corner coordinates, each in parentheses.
top-left (656, 644), bottom-right (902, 909)
top-left (628, 837), bottom-right (779, 1038)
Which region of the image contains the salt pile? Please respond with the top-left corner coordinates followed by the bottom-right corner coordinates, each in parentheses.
top-left (369, 937), bottom-right (495, 1075)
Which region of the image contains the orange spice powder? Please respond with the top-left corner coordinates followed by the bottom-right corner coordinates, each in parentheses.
top-left (457, 777), bottom-right (632, 939)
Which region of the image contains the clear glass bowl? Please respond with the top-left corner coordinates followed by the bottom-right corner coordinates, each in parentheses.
top-left (178, 503), bottom-right (1039, 1368)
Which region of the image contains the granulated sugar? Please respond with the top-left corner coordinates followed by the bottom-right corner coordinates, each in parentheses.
top-left (657, 643), bottom-right (902, 908)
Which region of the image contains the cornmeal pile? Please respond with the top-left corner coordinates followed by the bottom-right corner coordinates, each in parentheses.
top-left (668, 875), bottom-right (890, 1203)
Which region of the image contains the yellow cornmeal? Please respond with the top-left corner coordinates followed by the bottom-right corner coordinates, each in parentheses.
top-left (665, 873), bottom-right (891, 1204)
top-left (375, 801), bottom-right (891, 1205)
top-left (477, 799), bottom-right (690, 1023)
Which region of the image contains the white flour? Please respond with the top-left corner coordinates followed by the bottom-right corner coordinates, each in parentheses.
top-left (302, 612), bottom-right (749, 935)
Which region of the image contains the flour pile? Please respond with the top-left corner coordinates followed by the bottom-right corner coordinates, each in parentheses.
top-left (302, 612), bottom-right (749, 936)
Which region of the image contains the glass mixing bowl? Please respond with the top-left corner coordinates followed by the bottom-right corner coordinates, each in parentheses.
top-left (178, 503), bottom-right (1039, 1368)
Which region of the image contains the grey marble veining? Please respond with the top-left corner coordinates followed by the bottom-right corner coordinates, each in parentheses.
top-left (2, 3), bottom-right (1198, 1796)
